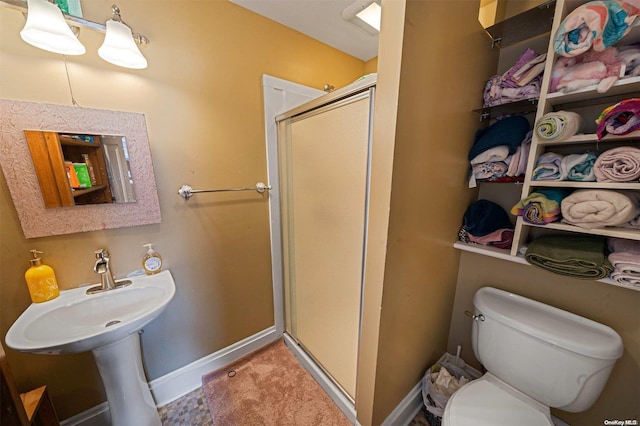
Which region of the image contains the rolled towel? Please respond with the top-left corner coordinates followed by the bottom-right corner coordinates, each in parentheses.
top-left (534, 111), bottom-right (585, 142)
top-left (596, 98), bottom-right (640, 140)
top-left (561, 189), bottom-right (640, 228)
top-left (553, 1), bottom-right (640, 57)
top-left (561, 152), bottom-right (597, 181)
top-left (523, 202), bottom-right (559, 224)
top-left (525, 235), bottom-right (613, 279)
top-left (594, 146), bottom-right (640, 182)
top-left (511, 189), bottom-right (572, 224)
top-left (533, 152), bottom-right (564, 181)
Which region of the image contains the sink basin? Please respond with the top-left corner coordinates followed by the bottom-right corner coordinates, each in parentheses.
top-left (6, 270), bottom-right (175, 355)
top-left (5, 269), bottom-right (176, 426)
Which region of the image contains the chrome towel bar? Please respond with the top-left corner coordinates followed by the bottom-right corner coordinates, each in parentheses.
top-left (177, 182), bottom-right (271, 200)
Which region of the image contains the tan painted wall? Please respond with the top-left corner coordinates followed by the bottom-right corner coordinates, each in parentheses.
top-left (449, 253), bottom-right (640, 424)
top-left (364, 57), bottom-right (378, 74)
top-left (0, 1), bottom-right (365, 419)
top-left (365, 1), bottom-right (497, 423)
top-left (356, 1), bottom-right (406, 423)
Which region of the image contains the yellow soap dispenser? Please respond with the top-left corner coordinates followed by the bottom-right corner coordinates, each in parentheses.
top-left (142, 243), bottom-right (163, 275)
top-left (24, 250), bottom-right (60, 303)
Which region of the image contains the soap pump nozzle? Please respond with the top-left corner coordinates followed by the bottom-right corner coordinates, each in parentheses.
top-left (28, 249), bottom-right (43, 266)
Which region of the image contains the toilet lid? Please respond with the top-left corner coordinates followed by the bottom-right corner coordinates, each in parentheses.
top-left (443, 378), bottom-right (553, 426)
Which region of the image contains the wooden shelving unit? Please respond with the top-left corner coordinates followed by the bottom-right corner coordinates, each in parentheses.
top-left (24, 131), bottom-right (113, 207)
top-left (457, 0), bottom-right (640, 291)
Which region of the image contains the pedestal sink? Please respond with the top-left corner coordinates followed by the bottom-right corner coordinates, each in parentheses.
top-left (5, 269), bottom-right (176, 426)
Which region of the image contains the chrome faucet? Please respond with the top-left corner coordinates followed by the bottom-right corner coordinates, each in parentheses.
top-left (87, 249), bottom-right (132, 294)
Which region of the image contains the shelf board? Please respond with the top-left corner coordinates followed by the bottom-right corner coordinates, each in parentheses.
top-left (72, 184), bottom-right (107, 198)
top-left (538, 132), bottom-right (640, 145)
top-left (546, 76), bottom-right (640, 107)
top-left (454, 241), bottom-right (640, 291)
top-left (483, 0), bottom-right (555, 48)
top-left (453, 242), bottom-right (528, 264)
top-left (523, 222), bottom-right (640, 240)
top-left (474, 98), bottom-right (538, 119)
top-left (529, 181), bottom-right (640, 189)
top-left (59, 137), bottom-right (100, 147)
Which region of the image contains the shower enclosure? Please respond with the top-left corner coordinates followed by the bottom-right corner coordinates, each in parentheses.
top-left (275, 75), bottom-right (376, 402)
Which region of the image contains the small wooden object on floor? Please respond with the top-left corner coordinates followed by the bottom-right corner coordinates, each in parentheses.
top-left (1, 344), bottom-right (60, 425)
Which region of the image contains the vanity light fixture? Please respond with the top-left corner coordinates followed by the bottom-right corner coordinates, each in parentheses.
top-left (20, 0), bottom-right (86, 55)
top-left (98, 5), bottom-right (148, 69)
top-left (342, 0), bottom-right (381, 36)
top-left (9, 0), bottom-right (149, 68)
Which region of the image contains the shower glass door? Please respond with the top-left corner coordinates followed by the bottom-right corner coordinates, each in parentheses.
top-left (278, 91), bottom-right (372, 401)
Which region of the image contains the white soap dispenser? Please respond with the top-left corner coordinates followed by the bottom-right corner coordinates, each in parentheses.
top-left (142, 243), bottom-right (163, 275)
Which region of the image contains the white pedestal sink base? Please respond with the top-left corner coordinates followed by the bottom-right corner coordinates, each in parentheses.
top-left (92, 333), bottom-right (161, 426)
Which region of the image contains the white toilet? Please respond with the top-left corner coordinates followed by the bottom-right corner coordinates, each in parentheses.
top-left (443, 286), bottom-right (623, 426)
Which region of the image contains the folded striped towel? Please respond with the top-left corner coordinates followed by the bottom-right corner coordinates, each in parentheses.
top-left (525, 235), bottom-right (612, 279)
top-left (561, 189), bottom-right (640, 229)
top-left (511, 189), bottom-right (572, 224)
top-left (594, 146), bottom-right (640, 182)
top-left (534, 111), bottom-right (584, 142)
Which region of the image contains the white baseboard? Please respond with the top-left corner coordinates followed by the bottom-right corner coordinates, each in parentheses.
top-left (381, 380), bottom-right (423, 426)
top-left (61, 326), bottom-right (279, 425)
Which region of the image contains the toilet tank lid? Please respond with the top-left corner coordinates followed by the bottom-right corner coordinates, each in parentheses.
top-left (474, 287), bottom-right (623, 360)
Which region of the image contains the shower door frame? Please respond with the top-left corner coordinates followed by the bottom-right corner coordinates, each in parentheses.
top-left (275, 76), bottom-right (376, 411)
top-left (263, 75), bottom-right (376, 424)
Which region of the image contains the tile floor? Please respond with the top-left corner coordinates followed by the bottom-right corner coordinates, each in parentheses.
top-left (158, 386), bottom-right (431, 426)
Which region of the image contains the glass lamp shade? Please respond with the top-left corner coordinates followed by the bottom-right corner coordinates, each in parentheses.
top-left (98, 20), bottom-right (148, 69)
top-left (20, 0), bottom-right (86, 55)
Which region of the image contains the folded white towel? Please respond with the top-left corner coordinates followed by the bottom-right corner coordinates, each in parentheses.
top-left (610, 271), bottom-right (640, 286)
top-left (470, 145), bottom-right (509, 165)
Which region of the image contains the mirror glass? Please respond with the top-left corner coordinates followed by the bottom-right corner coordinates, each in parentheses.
top-left (24, 131), bottom-right (136, 208)
top-left (0, 99), bottom-right (161, 239)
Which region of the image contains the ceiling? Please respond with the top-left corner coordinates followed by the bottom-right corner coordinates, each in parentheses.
top-left (228, 0), bottom-right (380, 61)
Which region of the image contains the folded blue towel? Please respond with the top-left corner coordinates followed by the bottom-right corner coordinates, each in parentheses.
top-left (468, 116), bottom-right (531, 161)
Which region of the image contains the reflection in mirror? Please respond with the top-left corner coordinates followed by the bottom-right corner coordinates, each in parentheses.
top-left (24, 131), bottom-right (136, 208)
top-left (102, 135), bottom-right (136, 203)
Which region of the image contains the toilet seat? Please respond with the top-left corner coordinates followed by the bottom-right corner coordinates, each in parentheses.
top-left (442, 374), bottom-right (553, 426)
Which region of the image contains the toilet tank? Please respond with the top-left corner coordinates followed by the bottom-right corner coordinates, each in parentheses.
top-left (472, 287), bottom-right (623, 412)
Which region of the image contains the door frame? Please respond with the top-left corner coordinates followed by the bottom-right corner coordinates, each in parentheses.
top-left (262, 75), bottom-right (324, 335)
